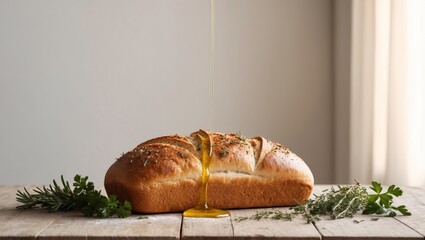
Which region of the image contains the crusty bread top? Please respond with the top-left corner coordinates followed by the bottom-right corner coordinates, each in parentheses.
top-left (110, 130), bottom-right (314, 187)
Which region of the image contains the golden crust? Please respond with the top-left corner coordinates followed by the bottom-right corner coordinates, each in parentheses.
top-left (104, 130), bottom-right (314, 213)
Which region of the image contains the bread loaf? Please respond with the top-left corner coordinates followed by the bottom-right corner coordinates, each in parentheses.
top-left (104, 130), bottom-right (314, 213)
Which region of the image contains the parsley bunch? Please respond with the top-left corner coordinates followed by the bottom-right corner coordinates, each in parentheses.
top-left (363, 181), bottom-right (411, 217)
top-left (16, 175), bottom-right (131, 218)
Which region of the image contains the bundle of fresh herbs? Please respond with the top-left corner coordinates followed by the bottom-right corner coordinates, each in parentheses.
top-left (237, 181), bottom-right (411, 223)
top-left (16, 175), bottom-right (131, 218)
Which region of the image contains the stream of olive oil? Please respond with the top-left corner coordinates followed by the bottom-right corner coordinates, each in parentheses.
top-left (210, 0), bottom-right (215, 133)
top-left (182, 0), bottom-right (230, 218)
top-left (183, 133), bottom-right (229, 217)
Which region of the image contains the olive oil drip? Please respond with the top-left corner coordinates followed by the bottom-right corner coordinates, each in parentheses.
top-left (183, 0), bottom-right (229, 218)
top-left (183, 133), bottom-right (230, 218)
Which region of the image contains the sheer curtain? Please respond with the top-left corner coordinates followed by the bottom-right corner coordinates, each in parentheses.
top-left (350, 0), bottom-right (425, 186)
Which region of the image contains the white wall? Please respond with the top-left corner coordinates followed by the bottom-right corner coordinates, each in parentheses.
top-left (0, 0), bottom-right (334, 186)
top-left (334, 0), bottom-right (351, 184)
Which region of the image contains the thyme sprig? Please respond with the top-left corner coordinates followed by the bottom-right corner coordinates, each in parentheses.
top-left (291, 182), bottom-right (369, 222)
top-left (16, 175), bottom-right (131, 218)
top-left (236, 181), bottom-right (411, 224)
top-left (234, 209), bottom-right (293, 222)
top-left (253, 209), bottom-right (293, 221)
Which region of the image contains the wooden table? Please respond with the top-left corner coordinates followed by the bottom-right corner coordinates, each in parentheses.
top-left (1, 185), bottom-right (424, 239)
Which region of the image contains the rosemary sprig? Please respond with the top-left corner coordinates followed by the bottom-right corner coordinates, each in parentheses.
top-left (16, 175), bottom-right (77, 212)
top-left (16, 175), bottom-right (132, 218)
top-left (236, 181), bottom-right (411, 224)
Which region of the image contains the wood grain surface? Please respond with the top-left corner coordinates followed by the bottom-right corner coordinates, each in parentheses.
top-left (1, 185), bottom-right (424, 239)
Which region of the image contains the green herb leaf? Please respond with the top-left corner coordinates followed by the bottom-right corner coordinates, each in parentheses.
top-left (387, 185), bottom-right (403, 197)
top-left (370, 181), bottom-right (382, 194)
top-left (116, 201), bottom-right (132, 218)
top-left (393, 205), bottom-right (412, 216)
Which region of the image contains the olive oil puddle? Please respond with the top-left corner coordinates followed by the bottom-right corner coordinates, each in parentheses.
top-left (183, 133), bottom-right (230, 218)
